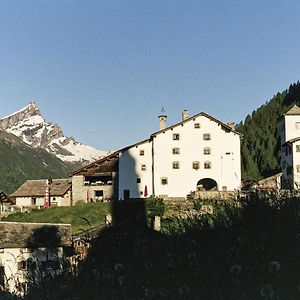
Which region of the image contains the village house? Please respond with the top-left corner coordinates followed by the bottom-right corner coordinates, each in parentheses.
top-left (281, 105), bottom-right (300, 189)
top-left (11, 179), bottom-right (72, 208)
top-left (71, 110), bottom-right (242, 201)
top-left (0, 190), bottom-right (15, 213)
top-left (70, 153), bottom-right (118, 204)
top-left (0, 222), bottom-right (72, 296)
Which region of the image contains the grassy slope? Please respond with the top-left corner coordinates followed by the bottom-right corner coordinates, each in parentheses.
top-left (2, 202), bottom-right (110, 234)
top-left (0, 130), bottom-right (76, 193)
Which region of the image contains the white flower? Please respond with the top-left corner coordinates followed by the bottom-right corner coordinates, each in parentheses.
top-left (178, 285), bottom-right (191, 296)
top-left (230, 264), bottom-right (242, 275)
top-left (144, 287), bottom-right (156, 298)
top-left (114, 262), bottom-right (125, 272)
top-left (268, 261), bottom-right (280, 273)
top-left (260, 284), bottom-right (274, 298)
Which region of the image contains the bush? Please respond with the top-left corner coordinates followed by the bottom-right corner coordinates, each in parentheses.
top-left (145, 196), bottom-right (165, 218)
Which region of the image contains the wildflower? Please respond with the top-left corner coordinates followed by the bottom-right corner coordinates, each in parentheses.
top-left (188, 239), bottom-right (196, 247)
top-left (268, 261), bottom-right (280, 273)
top-left (159, 288), bottom-right (170, 297)
top-left (92, 268), bottom-right (100, 279)
top-left (118, 275), bottom-right (125, 285)
top-left (187, 252), bottom-right (196, 262)
top-left (145, 260), bottom-right (153, 270)
top-left (260, 284), bottom-right (274, 298)
top-left (168, 258), bottom-right (175, 268)
top-left (114, 262), bottom-right (125, 272)
top-left (144, 287), bottom-right (156, 298)
top-left (178, 285), bottom-right (192, 296)
top-left (230, 264), bottom-right (242, 275)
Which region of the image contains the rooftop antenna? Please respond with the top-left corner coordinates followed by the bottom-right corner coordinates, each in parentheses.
top-left (161, 107), bottom-right (166, 114)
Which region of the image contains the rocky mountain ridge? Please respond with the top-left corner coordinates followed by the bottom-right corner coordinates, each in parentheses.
top-left (0, 102), bottom-right (108, 164)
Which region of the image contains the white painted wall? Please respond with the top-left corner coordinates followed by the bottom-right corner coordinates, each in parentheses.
top-left (119, 141), bottom-right (153, 199)
top-left (0, 247), bottom-right (63, 296)
top-left (282, 115), bottom-right (300, 144)
top-left (118, 114), bottom-right (241, 199)
top-left (153, 115), bottom-right (241, 197)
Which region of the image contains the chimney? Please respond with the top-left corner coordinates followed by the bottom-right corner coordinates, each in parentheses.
top-left (182, 109), bottom-right (189, 121)
top-left (158, 115), bottom-right (167, 130)
top-left (227, 122), bottom-right (235, 130)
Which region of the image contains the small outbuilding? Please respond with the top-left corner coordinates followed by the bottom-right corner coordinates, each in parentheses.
top-left (11, 179), bottom-right (72, 208)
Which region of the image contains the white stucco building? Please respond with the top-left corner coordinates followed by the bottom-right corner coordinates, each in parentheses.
top-left (280, 105), bottom-right (300, 189)
top-left (72, 110), bottom-right (242, 201)
top-left (118, 110), bottom-right (242, 199)
top-left (0, 222), bottom-right (72, 296)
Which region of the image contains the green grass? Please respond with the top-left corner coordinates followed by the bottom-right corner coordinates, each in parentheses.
top-left (2, 202), bottom-right (110, 234)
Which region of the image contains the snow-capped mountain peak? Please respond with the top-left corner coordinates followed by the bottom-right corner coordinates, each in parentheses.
top-left (0, 101), bottom-right (108, 164)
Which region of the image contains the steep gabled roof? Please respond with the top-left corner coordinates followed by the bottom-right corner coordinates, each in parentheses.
top-left (11, 179), bottom-right (71, 197)
top-left (151, 112), bottom-right (243, 137)
top-left (70, 139), bottom-right (151, 176)
top-left (283, 136), bottom-right (300, 145)
top-left (70, 151), bottom-right (120, 176)
top-left (70, 111), bottom-right (241, 176)
top-left (285, 105), bottom-right (300, 115)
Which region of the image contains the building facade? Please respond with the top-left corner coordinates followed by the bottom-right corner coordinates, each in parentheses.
top-left (118, 110), bottom-right (242, 199)
top-left (71, 110), bottom-right (242, 201)
top-left (280, 105), bottom-right (300, 189)
top-left (11, 179), bottom-right (72, 208)
top-left (0, 222), bottom-right (72, 296)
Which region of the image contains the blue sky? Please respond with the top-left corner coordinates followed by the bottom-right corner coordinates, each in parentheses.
top-left (0, 1), bottom-right (299, 151)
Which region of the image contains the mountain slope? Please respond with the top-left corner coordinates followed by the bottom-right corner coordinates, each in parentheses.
top-left (237, 81), bottom-right (300, 180)
top-left (0, 102), bottom-right (108, 164)
top-left (0, 129), bottom-right (74, 193)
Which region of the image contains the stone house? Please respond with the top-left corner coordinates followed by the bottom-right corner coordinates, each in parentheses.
top-left (0, 222), bottom-right (72, 296)
top-left (11, 179), bottom-right (72, 208)
top-left (0, 190), bottom-right (15, 213)
top-left (70, 153), bottom-right (119, 204)
top-left (71, 110), bottom-right (242, 201)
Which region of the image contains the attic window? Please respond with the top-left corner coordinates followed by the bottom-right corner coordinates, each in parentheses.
top-left (297, 145), bottom-right (300, 152)
top-left (173, 133), bottom-right (180, 140)
top-left (139, 150), bottom-right (145, 156)
top-left (194, 123), bottom-right (200, 128)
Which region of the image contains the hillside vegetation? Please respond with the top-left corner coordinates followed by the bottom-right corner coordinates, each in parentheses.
top-left (0, 130), bottom-right (76, 193)
top-left (237, 81), bottom-right (300, 179)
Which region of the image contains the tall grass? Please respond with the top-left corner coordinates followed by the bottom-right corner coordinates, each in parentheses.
top-left (2, 202), bottom-right (110, 233)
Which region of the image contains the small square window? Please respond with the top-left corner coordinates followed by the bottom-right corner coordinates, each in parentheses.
top-left (297, 165), bottom-right (300, 173)
top-left (137, 178), bottom-right (141, 184)
top-left (194, 123), bottom-right (200, 128)
top-left (172, 161), bottom-right (180, 169)
top-left (173, 133), bottom-right (180, 140)
top-left (192, 161), bottom-right (200, 170)
top-left (161, 177), bottom-right (168, 185)
top-left (222, 186), bottom-right (227, 191)
top-left (296, 145), bottom-right (300, 152)
top-left (139, 150), bottom-right (145, 156)
top-left (141, 164), bottom-right (146, 171)
top-left (204, 161), bottom-right (211, 169)
top-left (203, 133), bottom-right (211, 141)
top-left (203, 147), bottom-right (211, 155)
top-left (172, 148), bottom-right (180, 154)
